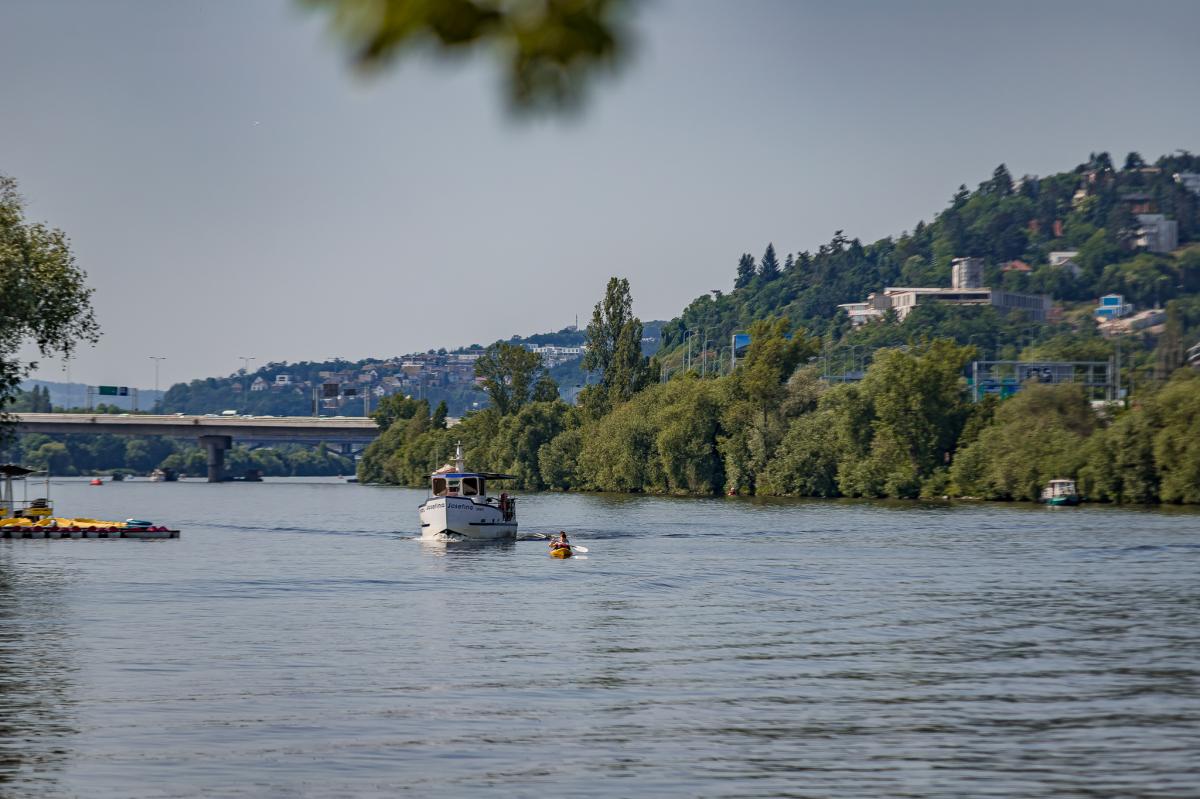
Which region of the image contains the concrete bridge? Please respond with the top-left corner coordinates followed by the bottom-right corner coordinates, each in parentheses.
top-left (12, 413), bottom-right (380, 482)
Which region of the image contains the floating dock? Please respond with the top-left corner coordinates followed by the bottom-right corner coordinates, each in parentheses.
top-left (1, 527), bottom-right (179, 540)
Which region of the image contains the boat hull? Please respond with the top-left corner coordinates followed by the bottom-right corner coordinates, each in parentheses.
top-left (1045, 496), bottom-right (1080, 506)
top-left (418, 497), bottom-right (516, 541)
top-left (550, 547), bottom-right (572, 558)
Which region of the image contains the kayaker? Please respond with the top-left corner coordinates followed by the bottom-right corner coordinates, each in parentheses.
top-left (549, 531), bottom-right (570, 550)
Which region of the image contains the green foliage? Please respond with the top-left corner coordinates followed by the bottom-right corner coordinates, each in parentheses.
top-left (758, 243), bottom-right (780, 280)
top-left (1, 431), bottom-right (348, 477)
top-left (1150, 372), bottom-right (1200, 503)
top-left (303, 0), bottom-right (629, 113)
top-left (759, 410), bottom-right (840, 497)
top-left (431, 400), bottom-right (449, 429)
top-left (7, 385), bottom-right (53, 413)
top-left (582, 276), bottom-right (651, 411)
top-left (734, 253), bottom-right (755, 289)
top-left (538, 426), bottom-right (582, 489)
top-left (1100, 254), bottom-right (1178, 307)
top-left (1080, 408), bottom-right (1160, 504)
top-left (371, 393), bottom-right (425, 430)
top-left (1, 175), bottom-right (100, 441)
top-left (474, 401), bottom-right (571, 489)
top-left (951, 384), bottom-right (1095, 500)
top-left (736, 318), bottom-right (814, 424)
top-left (474, 341), bottom-right (547, 415)
top-left (846, 340), bottom-right (974, 498)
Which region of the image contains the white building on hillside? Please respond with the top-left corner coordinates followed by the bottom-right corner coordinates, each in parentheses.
top-left (838, 255), bottom-right (1050, 325)
top-left (1048, 250), bottom-right (1082, 278)
top-left (530, 345), bottom-right (586, 367)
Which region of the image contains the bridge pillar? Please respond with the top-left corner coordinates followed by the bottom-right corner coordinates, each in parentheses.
top-left (199, 435), bottom-right (232, 483)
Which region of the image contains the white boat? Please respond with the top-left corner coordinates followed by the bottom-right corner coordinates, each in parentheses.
top-left (418, 443), bottom-right (517, 541)
top-left (1041, 478), bottom-right (1080, 506)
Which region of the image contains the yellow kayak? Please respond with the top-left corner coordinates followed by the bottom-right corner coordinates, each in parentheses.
top-left (549, 546), bottom-right (572, 559)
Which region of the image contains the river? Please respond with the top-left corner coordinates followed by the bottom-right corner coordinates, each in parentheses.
top-left (1, 478), bottom-right (1198, 797)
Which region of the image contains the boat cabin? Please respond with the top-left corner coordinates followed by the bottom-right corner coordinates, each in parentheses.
top-left (431, 473), bottom-right (487, 498)
top-left (1, 464), bottom-right (53, 520)
top-left (428, 443), bottom-right (516, 501)
top-left (1042, 478), bottom-right (1079, 499)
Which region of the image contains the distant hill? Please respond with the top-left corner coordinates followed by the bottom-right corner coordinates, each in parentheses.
top-left (156, 322), bottom-right (666, 417)
top-left (658, 150), bottom-right (1200, 368)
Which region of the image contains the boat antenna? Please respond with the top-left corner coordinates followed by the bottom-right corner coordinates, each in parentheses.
top-left (454, 441), bottom-right (465, 473)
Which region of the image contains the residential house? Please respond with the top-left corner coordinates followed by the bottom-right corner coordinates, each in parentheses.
top-left (1134, 214), bottom-right (1179, 253)
top-left (273, 374), bottom-right (292, 387)
top-left (1048, 251), bottom-right (1082, 278)
top-left (1096, 294), bottom-right (1133, 320)
top-left (1120, 192), bottom-right (1156, 214)
top-left (250, 376), bottom-right (269, 392)
top-left (1174, 172), bottom-right (1200, 196)
top-left (836, 301), bottom-right (883, 326)
top-left (1001, 259), bottom-right (1032, 273)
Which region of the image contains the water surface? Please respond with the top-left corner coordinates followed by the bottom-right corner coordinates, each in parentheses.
top-left (2, 479), bottom-right (1198, 797)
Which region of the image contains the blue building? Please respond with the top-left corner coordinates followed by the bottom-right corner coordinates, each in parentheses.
top-left (1096, 294), bottom-right (1132, 320)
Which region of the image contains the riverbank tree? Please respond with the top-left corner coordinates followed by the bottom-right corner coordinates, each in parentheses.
top-left (1, 174), bottom-right (99, 442)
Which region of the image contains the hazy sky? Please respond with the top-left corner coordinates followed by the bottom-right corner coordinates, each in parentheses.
top-left (4, 0), bottom-right (1199, 389)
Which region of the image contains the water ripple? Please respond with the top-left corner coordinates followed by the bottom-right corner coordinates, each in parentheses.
top-left (1, 482), bottom-right (1199, 797)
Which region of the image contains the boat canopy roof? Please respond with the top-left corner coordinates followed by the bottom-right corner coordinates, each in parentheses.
top-left (0, 464), bottom-right (37, 477)
top-left (427, 472), bottom-right (517, 481)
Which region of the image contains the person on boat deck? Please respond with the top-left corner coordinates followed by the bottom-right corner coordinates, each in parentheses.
top-left (549, 531), bottom-right (570, 550)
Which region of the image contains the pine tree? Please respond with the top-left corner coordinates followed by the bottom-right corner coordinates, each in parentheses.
top-left (734, 253), bottom-right (756, 289)
top-left (784, 253), bottom-right (794, 272)
top-left (431, 400), bottom-right (448, 429)
top-left (759, 243), bottom-right (780, 281)
top-left (1106, 203), bottom-right (1137, 247)
top-left (987, 164), bottom-right (1013, 196)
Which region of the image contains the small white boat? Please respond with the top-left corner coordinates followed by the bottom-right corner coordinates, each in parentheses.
top-left (1041, 478), bottom-right (1080, 506)
top-left (418, 443), bottom-right (517, 541)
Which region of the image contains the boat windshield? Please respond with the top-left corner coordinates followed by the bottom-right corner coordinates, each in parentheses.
top-left (431, 475), bottom-right (486, 497)
top-left (432, 476), bottom-right (459, 496)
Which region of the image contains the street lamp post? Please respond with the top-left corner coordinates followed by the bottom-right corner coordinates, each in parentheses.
top-left (238, 356), bottom-right (256, 412)
top-left (845, 345), bottom-right (862, 380)
top-left (149, 356), bottom-right (166, 411)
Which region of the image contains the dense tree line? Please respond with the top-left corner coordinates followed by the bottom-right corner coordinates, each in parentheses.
top-left (2, 433), bottom-right (353, 477)
top-left (362, 273), bottom-right (1200, 504)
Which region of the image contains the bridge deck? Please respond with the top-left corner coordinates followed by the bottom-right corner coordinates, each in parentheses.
top-left (12, 413), bottom-right (380, 442)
